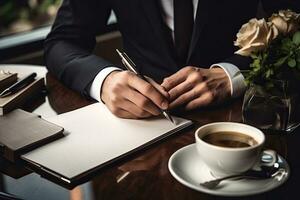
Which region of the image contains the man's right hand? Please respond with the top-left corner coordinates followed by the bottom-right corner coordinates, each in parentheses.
top-left (101, 71), bottom-right (169, 119)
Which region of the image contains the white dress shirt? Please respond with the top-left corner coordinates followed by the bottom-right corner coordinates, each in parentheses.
top-left (90, 0), bottom-right (246, 102)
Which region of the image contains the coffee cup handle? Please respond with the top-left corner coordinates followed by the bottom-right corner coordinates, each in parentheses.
top-left (260, 149), bottom-right (277, 167)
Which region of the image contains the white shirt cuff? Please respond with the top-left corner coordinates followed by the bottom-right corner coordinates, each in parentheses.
top-left (210, 62), bottom-right (246, 98)
top-left (89, 67), bottom-right (121, 102)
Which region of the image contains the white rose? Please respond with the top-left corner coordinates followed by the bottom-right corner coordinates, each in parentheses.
top-left (269, 10), bottom-right (300, 35)
top-left (234, 18), bottom-right (278, 56)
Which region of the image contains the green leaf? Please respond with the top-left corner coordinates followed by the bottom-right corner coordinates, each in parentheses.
top-left (250, 54), bottom-right (258, 59)
top-left (262, 52), bottom-right (268, 60)
top-left (288, 58), bottom-right (296, 68)
top-left (274, 56), bottom-right (288, 67)
top-left (250, 58), bottom-right (261, 70)
top-left (266, 69), bottom-right (274, 78)
top-left (293, 31), bottom-right (300, 45)
top-left (281, 37), bottom-right (294, 52)
top-left (254, 59), bottom-right (260, 66)
top-left (254, 67), bottom-right (260, 72)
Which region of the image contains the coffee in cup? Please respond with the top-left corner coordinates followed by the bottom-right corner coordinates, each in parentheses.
top-left (201, 131), bottom-right (258, 148)
top-left (195, 122), bottom-right (276, 176)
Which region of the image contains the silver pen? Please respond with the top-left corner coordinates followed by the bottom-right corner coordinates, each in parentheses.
top-left (116, 49), bottom-right (175, 124)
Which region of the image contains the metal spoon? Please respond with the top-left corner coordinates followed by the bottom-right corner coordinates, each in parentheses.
top-left (200, 163), bottom-right (284, 189)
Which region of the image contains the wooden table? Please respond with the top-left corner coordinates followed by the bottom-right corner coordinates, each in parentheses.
top-left (0, 64), bottom-right (299, 200)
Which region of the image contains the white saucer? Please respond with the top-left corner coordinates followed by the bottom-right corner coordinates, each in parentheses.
top-left (168, 144), bottom-right (290, 197)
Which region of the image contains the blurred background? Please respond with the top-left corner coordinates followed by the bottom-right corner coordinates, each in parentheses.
top-left (0, 0), bottom-right (60, 36)
top-left (0, 0), bottom-right (121, 66)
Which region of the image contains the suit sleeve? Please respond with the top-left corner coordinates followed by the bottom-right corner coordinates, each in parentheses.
top-left (221, 0), bottom-right (300, 70)
top-left (44, 0), bottom-right (113, 96)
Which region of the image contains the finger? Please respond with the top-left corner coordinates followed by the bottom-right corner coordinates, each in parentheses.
top-left (125, 89), bottom-right (161, 116)
top-left (128, 75), bottom-right (169, 110)
top-left (145, 76), bottom-right (170, 99)
top-left (169, 83), bottom-right (208, 109)
top-left (120, 99), bottom-right (153, 118)
top-left (168, 80), bottom-right (194, 101)
top-left (161, 68), bottom-right (189, 90)
top-left (116, 109), bottom-right (137, 118)
top-left (185, 91), bottom-right (215, 110)
top-left (107, 105), bottom-right (137, 119)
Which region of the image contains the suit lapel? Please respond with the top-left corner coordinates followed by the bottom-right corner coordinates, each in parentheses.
top-left (187, 0), bottom-right (212, 63)
top-left (140, 0), bottom-right (177, 69)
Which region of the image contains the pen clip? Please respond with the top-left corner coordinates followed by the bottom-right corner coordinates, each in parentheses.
top-left (122, 52), bottom-right (139, 74)
top-left (122, 52), bottom-right (135, 67)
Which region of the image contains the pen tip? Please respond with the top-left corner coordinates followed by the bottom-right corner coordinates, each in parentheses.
top-left (170, 116), bottom-right (176, 124)
top-left (163, 111), bottom-right (176, 125)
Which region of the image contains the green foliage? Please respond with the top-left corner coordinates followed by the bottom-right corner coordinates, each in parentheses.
top-left (293, 32), bottom-right (300, 45)
top-left (0, 0), bottom-right (61, 29)
top-left (288, 58), bottom-right (296, 68)
top-left (0, 1), bottom-right (18, 26)
top-left (246, 31), bottom-right (300, 85)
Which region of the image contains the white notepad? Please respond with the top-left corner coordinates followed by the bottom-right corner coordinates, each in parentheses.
top-left (22, 103), bottom-right (193, 185)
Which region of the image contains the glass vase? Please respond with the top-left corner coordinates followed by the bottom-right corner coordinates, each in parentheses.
top-left (242, 80), bottom-right (300, 133)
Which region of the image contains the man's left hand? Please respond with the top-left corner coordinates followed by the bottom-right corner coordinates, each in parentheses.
top-left (161, 66), bottom-right (231, 110)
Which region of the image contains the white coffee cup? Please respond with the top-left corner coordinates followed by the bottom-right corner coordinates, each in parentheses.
top-left (195, 122), bottom-right (277, 176)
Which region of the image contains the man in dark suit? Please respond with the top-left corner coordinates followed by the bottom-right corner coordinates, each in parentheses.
top-left (44, 0), bottom-right (299, 118)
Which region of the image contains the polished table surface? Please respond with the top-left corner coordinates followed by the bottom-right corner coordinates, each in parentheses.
top-left (0, 64), bottom-right (299, 200)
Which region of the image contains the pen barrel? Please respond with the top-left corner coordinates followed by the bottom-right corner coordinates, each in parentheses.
top-left (11, 73), bottom-right (37, 91)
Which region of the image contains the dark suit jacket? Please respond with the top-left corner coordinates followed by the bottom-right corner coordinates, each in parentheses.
top-left (44, 0), bottom-right (299, 96)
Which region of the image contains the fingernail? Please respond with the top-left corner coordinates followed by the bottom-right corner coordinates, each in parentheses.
top-left (161, 101), bottom-right (168, 109)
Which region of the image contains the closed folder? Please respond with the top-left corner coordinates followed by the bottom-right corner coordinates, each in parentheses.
top-left (21, 103), bottom-right (193, 188)
top-left (0, 109), bottom-right (64, 162)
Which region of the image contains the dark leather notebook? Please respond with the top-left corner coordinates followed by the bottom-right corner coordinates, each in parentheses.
top-left (0, 72), bottom-right (17, 92)
top-left (0, 77), bottom-right (45, 115)
top-left (0, 109), bottom-right (64, 162)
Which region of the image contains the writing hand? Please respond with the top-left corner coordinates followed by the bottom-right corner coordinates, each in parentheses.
top-left (101, 71), bottom-right (169, 118)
